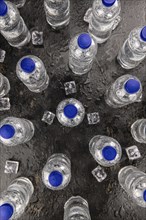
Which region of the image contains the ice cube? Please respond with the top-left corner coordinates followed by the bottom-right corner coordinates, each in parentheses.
top-left (32, 31), bottom-right (43, 45)
top-left (84, 8), bottom-right (92, 23)
top-left (92, 166), bottom-right (107, 182)
top-left (126, 145), bottom-right (141, 160)
top-left (42, 111), bottom-right (55, 125)
top-left (0, 98), bottom-right (10, 111)
top-left (0, 49), bottom-right (6, 63)
top-left (64, 81), bottom-right (77, 95)
top-left (87, 112), bottom-right (100, 125)
top-left (4, 160), bottom-right (19, 174)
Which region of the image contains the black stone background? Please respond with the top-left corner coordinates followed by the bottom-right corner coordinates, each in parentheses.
top-left (0, 0), bottom-right (146, 219)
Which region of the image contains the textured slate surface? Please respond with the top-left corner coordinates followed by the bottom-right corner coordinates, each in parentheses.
top-left (0, 0), bottom-right (146, 219)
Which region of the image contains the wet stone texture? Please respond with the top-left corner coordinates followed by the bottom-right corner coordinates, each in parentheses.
top-left (0, 0), bottom-right (146, 220)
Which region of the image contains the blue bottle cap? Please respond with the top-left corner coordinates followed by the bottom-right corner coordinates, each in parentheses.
top-left (140, 26), bottom-right (146, 42)
top-left (49, 171), bottom-right (63, 187)
top-left (0, 203), bottom-right (14, 220)
top-left (102, 146), bottom-right (117, 161)
top-left (143, 190), bottom-right (146, 202)
top-left (20, 58), bottom-right (35, 74)
top-left (0, 124), bottom-right (15, 139)
top-left (77, 33), bottom-right (92, 49)
top-left (102, 0), bottom-right (116, 7)
top-left (0, 1), bottom-right (8, 16)
top-left (124, 79), bottom-right (141, 94)
top-left (64, 104), bottom-right (78, 119)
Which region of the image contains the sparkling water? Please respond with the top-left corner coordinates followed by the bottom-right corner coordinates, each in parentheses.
top-left (0, 1), bottom-right (30, 48)
top-left (105, 74), bottom-right (142, 108)
top-left (89, 135), bottom-right (122, 167)
top-left (0, 73), bottom-right (10, 98)
top-left (0, 117), bottom-right (35, 146)
top-left (0, 177), bottom-right (34, 219)
top-left (42, 154), bottom-right (71, 190)
top-left (64, 196), bottom-right (91, 220)
top-left (118, 166), bottom-right (146, 208)
top-left (131, 119), bottom-right (146, 144)
top-left (69, 33), bottom-right (97, 75)
top-left (16, 55), bottom-right (49, 93)
top-left (85, 0), bottom-right (121, 44)
top-left (44, 0), bottom-right (70, 29)
top-left (56, 98), bottom-right (85, 127)
top-left (117, 26), bottom-right (146, 69)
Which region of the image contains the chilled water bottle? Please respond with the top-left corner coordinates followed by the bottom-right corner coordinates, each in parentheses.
top-left (131, 119), bottom-right (146, 144)
top-left (0, 177), bottom-right (34, 219)
top-left (16, 55), bottom-right (49, 93)
top-left (117, 26), bottom-right (146, 69)
top-left (118, 166), bottom-right (146, 208)
top-left (84, 0), bottom-right (121, 44)
top-left (44, 0), bottom-right (70, 29)
top-left (64, 196), bottom-right (91, 220)
top-left (42, 154), bottom-right (71, 190)
top-left (56, 98), bottom-right (85, 127)
top-left (0, 117), bottom-right (35, 146)
top-left (89, 135), bottom-right (122, 167)
top-left (105, 74), bottom-right (142, 108)
top-left (69, 33), bottom-right (97, 75)
top-left (0, 0), bottom-right (30, 48)
top-left (11, 0), bottom-right (26, 8)
top-left (0, 73), bottom-right (10, 98)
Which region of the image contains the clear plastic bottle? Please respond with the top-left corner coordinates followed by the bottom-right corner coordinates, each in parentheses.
top-left (0, 177), bottom-right (34, 219)
top-left (117, 26), bottom-right (146, 69)
top-left (0, 0), bottom-right (31, 48)
top-left (84, 0), bottom-right (121, 44)
top-left (42, 153), bottom-right (71, 190)
top-left (131, 119), bottom-right (146, 144)
top-left (64, 196), bottom-right (91, 220)
top-left (0, 117), bottom-right (35, 146)
top-left (16, 55), bottom-right (49, 93)
top-left (105, 74), bottom-right (142, 108)
top-left (56, 98), bottom-right (85, 127)
top-left (89, 135), bottom-right (122, 167)
top-left (118, 166), bottom-right (146, 208)
top-left (69, 33), bottom-right (97, 75)
top-left (0, 73), bottom-right (10, 98)
top-left (11, 0), bottom-right (26, 8)
top-left (44, 0), bottom-right (70, 29)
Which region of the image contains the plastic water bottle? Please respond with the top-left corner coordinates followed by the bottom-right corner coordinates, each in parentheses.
top-left (69, 33), bottom-right (97, 75)
top-left (44, 0), bottom-right (70, 29)
top-left (118, 166), bottom-right (146, 208)
top-left (84, 0), bottom-right (121, 44)
top-left (131, 119), bottom-right (146, 144)
top-left (16, 55), bottom-right (49, 93)
top-left (56, 98), bottom-right (85, 127)
top-left (42, 154), bottom-right (71, 190)
top-left (117, 26), bottom-right (146, 69)
top-left (0, 117), bottom-right (35, 146)
top-left (105, 74), bottom-right (142, 108)
top-left (0, 177), bottom-right (34, 219)
top-left (64, 196), bottom-right (91, 220)
top-left (0, 73), bottom-right (10, 98)
top-left (0, 0), bottom-right (31, 48)
top-left (11, 0), bottom-right (26, 8)
top-left (89, 135), bottom-right (122, 167)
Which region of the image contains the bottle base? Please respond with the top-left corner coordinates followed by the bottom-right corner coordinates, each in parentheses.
top-left (117, 55), bottom-right (138, 70)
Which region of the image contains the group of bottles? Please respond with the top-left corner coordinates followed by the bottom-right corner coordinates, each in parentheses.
top-left (0, 165), bottom-right (145, 219)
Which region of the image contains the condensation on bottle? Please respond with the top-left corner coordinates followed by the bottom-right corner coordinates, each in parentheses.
top-left (89, 135), bottom-right (122, 167)
top-left (105, 74), bottom-right (142, 108)
top-left (0, 0), bottom-right (31, 48)
top-left (69, 33), bottom-right (97, 75)
top-left (16, 55), bottom-right (49, 93)
top-left (0, 117), bottom-right (35, 146)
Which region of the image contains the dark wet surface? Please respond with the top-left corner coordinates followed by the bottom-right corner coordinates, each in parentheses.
top-left (0, 0), bottom-right (146, 219)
